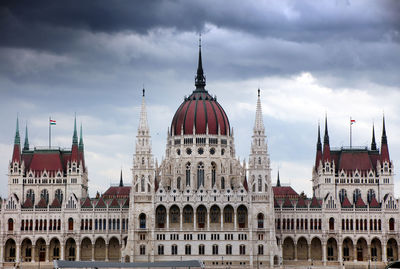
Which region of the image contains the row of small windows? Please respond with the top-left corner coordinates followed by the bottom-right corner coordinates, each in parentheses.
top-left (179, 138), bottom-right (224, 145)
top-left (80, 218), bottom-right (129, 231)
top-left (23, 178), bottom-right (67, 184)
top-left (276, 218), bottom-right (322, 230)
top-left (340, 218), bottom-right (382, 231)
top-left (336, 178), bottom-right (380, 184)
top-left (146, 244), bottom-right (249, 256)
top-left (20, 219), bottom-right (61, 231)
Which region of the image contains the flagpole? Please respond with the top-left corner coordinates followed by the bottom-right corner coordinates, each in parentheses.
top-left (350, 116), bottom-right (352, 149)
top-left (49, 116), bottom-right (51, 148)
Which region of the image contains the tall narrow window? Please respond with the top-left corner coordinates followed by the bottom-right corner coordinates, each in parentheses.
top-left (258, 175), bottom-right (262, 192)
top-left (177, 177), bottom-right (181, 190)
top-left (26, 189), bottom-right (35, 204)
top-left (211, 163), bottom-right (216, 187)
top-left (197, 162), bottom-right (204, 188)
top-left (141, 176), bottom-right (145, 192)
top-left (186, 163), bottom-right (191, 187)
top-left (40, 189), bottom-right (49, 204)
top-left (221, 177), bottom-right (225, 190)
top-left (55, 189), bottom-right (63, 202)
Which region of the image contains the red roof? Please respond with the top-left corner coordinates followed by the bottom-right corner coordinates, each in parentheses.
top-left (272, 186), bottom-right (299, 198)
top-left (36, 197), bottom-right (47, 208)
top-left (22, 198), bottom-right (33, 208)
top-left (81, 197), bottom-right (93, 208)
top-left (339, 151), bottom-right (373, 172)
top-left (355, 196), bottom-right (367, 207)
top-left (29, 152), bottom-right (63, 173)
top-left (122, 198), bottom-right (129, 208)
top-left (296, 197), bottom-right (307, 208)
top-left (341, 196), bottom-right (352, 208)
top-left (310, 196), bottom-right (321, 208)
top-left (109, 198), bottom-right (120, 208)
top-left (274, 198), bottom-right (280, 208)
top-left (12, 144), bottom-right (21, 163)
top-left (95, 197), bottom-right (106, 208)
top-left (50, 197), bottom-right (61, 208)
top-left (282, 196), bottom-right (293, 208)
top-left (170, 91), bottom-right (230, 135)
top-left (369, 197), bottom-right (380, 208)
top-left (103, 186), bottom-right (131, 199)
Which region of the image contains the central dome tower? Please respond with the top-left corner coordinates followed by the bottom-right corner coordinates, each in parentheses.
top-left (170, 41), bottom-right (230, 136)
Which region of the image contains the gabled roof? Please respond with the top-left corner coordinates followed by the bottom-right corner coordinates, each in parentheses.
top-left (310, 196), bottom-right (321, 208)
top-left (122, 198), bottom-right (129, 208)
top-left (50, 197), bottom-right (61, 208)
top-left (81, 197), bottom-right (93, 208)
top-left (274, 198), bottom-right (280, 208)
top-left (103, 186), bottom-right (131, 199)
top-left (95, 197), bottom-right (107, 208)
top-left (272, 186), bottom-right (299, 198)
top-left (109, 198), bottom-right (120, 208)
top-left (296, 197), bottom-right (307, 208)
top-left (36, 197), bottom-right (47, 208)
top-left (355, 196), bottom-right (367, 208)
top-left (369, 196), bottom-right (380, 208)
top-left (341, 196), bottom-right (352, 208)
top-left (22, 198), bottom-right (33, 208)
top-left (282, 196), bottom-right (293, 208)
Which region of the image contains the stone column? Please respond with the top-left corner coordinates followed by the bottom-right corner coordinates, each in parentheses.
top-left (76, 244), bottom-right (80, 261)
top-left (92, 244), bottom-right (95, 261)
top-left (207, 210), bottom-right (210, 230)
top-left (368, 243), bottom-right (371, 263)
top-left (180, 211), bottom-right (183, 231)
top-left (0, 244), bottom-right (3, 263)
top-left (193, 210), bottom-right (197, 230)
top-left (60, 243), bottom-right (65, 261)
top-left (16, 243), bottom-right (20, 264)
top-left (322, 242), bottom-right (327, 265)
top-left (308, 243), bottom-right (311, 262)
top-left (294, 243), bottom-right (298, 261)
top-left (105, 244), bottom-right (109, 261)
top-left (32, 245), bottom-right (36, 263)
top-left (353, 245), bottom-right (357, 262)
top-left (220, 212), bottom-right (223, 230)
top-left (166, 210), bottom-right (170, 229)
top-left (46, 244), bottom-right (50, 262)
top-left (234, 209), bottom-right (237, 230)
top-left (382, 242), bottom-right (387, 263)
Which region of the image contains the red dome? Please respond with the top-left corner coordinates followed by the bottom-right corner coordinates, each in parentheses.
top-left (171, 90), bottom-right (230, 136)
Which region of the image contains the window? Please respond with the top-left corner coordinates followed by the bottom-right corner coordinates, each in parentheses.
top-left (40, 189), bottom-right (49, 204)
top-left (140, 245), bottom-right (146, 255)
top-left (211, 163), bottom-right (216, 187)
top-left (183, 206), bottom-right (193, 223)
top-left (339, 189), bottom-right (347, 203)
top-left (141, 176), bottom-right (145, 192)
top-left (257, 213), bottom-right (264, 228)
top-left (8, 218), bottom-right (13, 231)
top-left (158, 245), bottom-right (164, 255)
top-left (197, 206), bottom-right (206, 228)
top-left (139, 213), bottom-right (146, 229)
top-left (212, 244), bottom-right (218, 255)
top-left (197, 162), bottom-right (204, 188)
top-left (367, 189), bottom-right (375, 203)
top-left (26, 189), bottom-right (35, 204)
top-left (226, 245), bottom-right (232, 255)
top-left (171, 245), bottom-right (178, 255)
top-left (198, 245), bottom-right (205, 255)
top-left (240, 245), bottom-right (246, 255)
top-left (258, 175), bottom-right (262, 192)
top-left (224, 207), bottom-right (233, 223)
top-left (185, 245), bottom-right (191, 255)
top-left (55, 189), bottom-right (63, 202)
top-left (329, 217), bottom-right (334, 230)
top-left (177, 177), bottom-right (181, 190)
top-left (353, 189), bottom-right (361, 204)
top-left (170, 206), bottom-right (180, 223)
top-left (389, 218), bottom-right (395, 231)
top-left (258, 245), bottom-right (264, 255)
top-left (186, 163), bottom-right (191, 186)
top-left (156, 206), bottom-right (166, 228)
top-left (68, 218), bottom-right (73, 231)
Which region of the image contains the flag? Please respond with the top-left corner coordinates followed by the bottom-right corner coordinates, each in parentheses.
top-left (350, 119), bottom-right (356, 125)
top-left (50, 119), bottom-right (56, 125)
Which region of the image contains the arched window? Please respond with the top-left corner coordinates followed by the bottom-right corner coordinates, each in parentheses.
top-left (389, 218), bottom-right (395, 231)
top-left (210, 206), bottom-right (220, 223)
top-left (183, 206), bottom-right (193, 223)
top-left (156, 206), bottom-right (166, 228)
top-left (197, 206), bottom-right (206, 228)
top-left (197, 162), bottom-right (204, 188)
top-left (26, 189), bottom-right (35, 204)
top-left (353, 189), bottom-right (361, 203)
top-left (8, 218), bottom-right (13, 231)
top-left (237, 206), bottom-right (248, 228)
top-left (68, 218), bottom-right (74, 231)
top-left (329, 217), bottom-right (334, 230)
top-left (339, 189), bottom-right (347, 203)
top-left (257, 213), bottom-right (264, 228)
top-left (367, 189), bottom-right (375, 203)
top-left (258, 244), bottom-right (264, 255)
top-left (221, 177), bottom-right (225, 190)
top-left (139, 245), bottom-right (146, 255)
top-left (258, 157), bottom-right (261, 165)
top-left (139, 213), bottom-right (146, 229)
top-left (55, 189), bottom-right (63, 202)
top-left (170, 206), bottom-right (180, 223)
top-left (40, 189), bottom-right (49, 204)
top-left (141, 176), bottom-right (145, 192)
top-left (185, 163), bottom-right (191, 187)
top-left (211, 162), bottom-right (216, 187)
top-left (177, 177), bottom-right (181, 190)
top-left (258, 175), bottom-right (262, 192)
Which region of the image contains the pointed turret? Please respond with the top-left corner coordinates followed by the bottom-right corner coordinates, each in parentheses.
top-left (12, 117), bottom-right (21, 163)
top-left (276, 170), bottom-right (281, 187)
top-left (79, 123), bottom-right (84, 151)
top-left (381, 115), bottom-right (390, 162)
top-left (119, 169), bottom-right (124, 187)
top-left (71, 115), bottom-right (79, 163)
top-left (23, 123), bottom-right (29, 151)
top-left (194, 35), bottom-right (206, 90)
top-left (72, 115), bottom-right (78, 145)
top-left (322, 115), bottom-right (331, 163)
top-left (371, 124), bottom-right (377, 151)
top-left (315, 123), bottom-right (322, 170)
top-left (254, 88), bottom-right (265, 132)
top-left (139, 88), bottom-right (149, 133)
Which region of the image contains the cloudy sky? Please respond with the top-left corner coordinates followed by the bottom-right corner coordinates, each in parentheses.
top-left (0, 0), bottom-right (399, 198)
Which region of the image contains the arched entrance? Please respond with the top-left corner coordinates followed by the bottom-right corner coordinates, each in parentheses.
top-left (35, 238), bottom-right (46, 262)
top-left (80, 237), bottom-right (92, 261)
top-left (65, 238), bottom-right (76, 261)
top-left (49, 238), bottom-right (61, 261)
top-left (356, 238), bottom-right (368, 261)
top-left (387, 238), bottom-right (398, 261)
top-left (297, 237), bottom-right (308, 260)
top-left (21, 238), bottom-right (33, 262)
top-left (282, 237), bottom-right (295, 260)
top-left (371, 238), bottom-right (382, 261)
top-left (311, 237), bottom-right (322, 261)
top-left (342, 237), bottom-right (354, 261)
top-left (327, 238), bottom-right (338, 261)
top-left (4, 238), bottom-right (16, 262)
top-left (94, 237), bottom-right (106, 261)
top-left (108, 237), bottom-right (120, 261)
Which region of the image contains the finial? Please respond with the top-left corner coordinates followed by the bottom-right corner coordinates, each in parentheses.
top-left (371, 123), bottom-right (377, 150)
top-left (317, 121), bottom-right (322, 150)
top-left (79, 123), bottom-right (84, 150)
top-left (277, 170), bottom-right (281, 187)
top-left (24, 122), bottom-right (29, 150)
top-left (324, 114), bottom-right (329, 144)
top-left (195, 35), bottom-right (206, 90)
top-left (382, 114), bottom-right (387, 144)
top-left (199, 33), bottom-right (201, 48)
top-left (143, 87), bottom-right (145, 97)
top-left (73, 113), bottom-right (78, 145)
top-left (119, 169), bottom-right (123, 187)
top-left (258, 88), bottom-right (260, 97)
top-left (14, 116), bottom-right (20, 145)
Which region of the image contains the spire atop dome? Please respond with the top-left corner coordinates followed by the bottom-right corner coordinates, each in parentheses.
top-left (24, 123), bottom-right (29, 151)
top-left (254, 88), bottom-right (264, 132)
top-left (14, 116), bottom-right (20, 145)
top-left (72, 114), bottom-right (78, 145)
top-left (195, 34), bottom-right (206, 90)
top-left (371, 124), bottom-right (377, 150)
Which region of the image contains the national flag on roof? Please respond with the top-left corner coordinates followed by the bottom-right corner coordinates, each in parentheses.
top-left (350, 119), bottom-right (356, 125)
top-left (50, 119), bottom-right (56, 125)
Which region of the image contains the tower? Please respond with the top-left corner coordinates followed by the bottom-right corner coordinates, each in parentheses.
top-left (247, 89), bottom-right (280, 267)
top-left (9, 117), bottom-right (24, 198)
top-left (124, 89), bottom-right (155, 261)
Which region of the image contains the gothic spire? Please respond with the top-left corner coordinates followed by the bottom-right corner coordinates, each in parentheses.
top-left (119, 169), bottom-right (123, 187)
top-left (323, 115), bottom-right (329, 145)
top-left (382, 115), bottom-right (387, 145)
top-left (381, 115), bottom-right (390, 162)
top-left (72, 114), bottom-right (78, 145)
top-left (23, 123), bottom-right (29, 150)
top-left (317, 122), bottom-right (322, 151)
top-left (14, 116), bottom-right (20, 145)
top-left (254, 88), bottom-right (265, 132)
top-left (277, 170), bottom-right (281, 187)
top-left (79, 123), bottom-right (84, 151)
top-left (139, 88), bottom-right (149, 132)
top-left (322, 115), bottom-right (331, 162)
top-left (194, 35), bottom-right (206, 90)
top-left (371, 124), bottom-right (377, 150)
